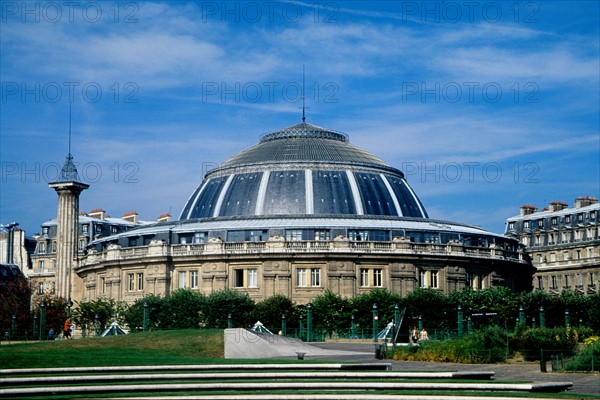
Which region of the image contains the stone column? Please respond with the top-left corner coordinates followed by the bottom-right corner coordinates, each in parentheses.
top-left (48, 181), bottom-right (88, 299)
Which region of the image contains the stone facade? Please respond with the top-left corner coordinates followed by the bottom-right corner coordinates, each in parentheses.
top-left (505, 197), bottom-right (600, 294)
top-left (76, 236), bottom-right (532, 305)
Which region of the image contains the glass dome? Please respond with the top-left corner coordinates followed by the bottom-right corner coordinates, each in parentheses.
top-left (180, 122), bottom-right (428, 220)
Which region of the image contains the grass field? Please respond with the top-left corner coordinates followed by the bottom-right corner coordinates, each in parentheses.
top-left (2, 331), bottom-right (597, 399)
top-left (2, 329), bottom-right (225, 368)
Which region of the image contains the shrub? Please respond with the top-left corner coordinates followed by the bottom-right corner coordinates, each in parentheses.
top-left (392, 326), bottom-right (510, 364)
top-left (519, 327), bottom-right (579, 361)
top-left (564, 339), bottom-right (600, 372)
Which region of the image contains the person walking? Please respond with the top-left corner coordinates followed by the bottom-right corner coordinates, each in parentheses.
top-left (63, 317), bottom-right (72, 339)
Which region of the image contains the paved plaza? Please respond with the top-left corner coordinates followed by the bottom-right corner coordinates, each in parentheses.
top-left (307, 342), bottom-right (600, 397)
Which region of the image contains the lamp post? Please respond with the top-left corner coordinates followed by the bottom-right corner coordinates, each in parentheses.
top-left (418, 314), bottom-right (423, 331)
top-left (11, 313), bottom-right (17, 340)
top-left (39, 301), bottom-right (46, 341)
top-left (67, 299), bottom-right (73, 318)
top-left (564, 308), bottom-right (570, 328)
top-left (532, 316), bottom-right (536, 329)
top-left (519, 305), bottom-right (525, 327)
top-left (299, 315), bottom-right (304, 339)
top-left (351, 314), bottom-right (356, 339)
top-left (467, 316), bottom-right (472, 334)
top-left (33, 314), bottom-right (38, 341)
top-left (306, 303), bottom-right (313, 342)
top-left (143, 302), bottom-right (149, 332)
top-left (227, 313), bottom-right (233, 329)
top-left (457, 305), bottom-right (463, 337)
top-left (393, 304), bottom-right (400, 346)
top-left (281, 314), bottom-right (286, 336)
top-left (372, 303), bottom-right (378, 342)
top-left (95, 314), bottom-right (101, 336)
top-left (539, 306), bottom-right (545, 328)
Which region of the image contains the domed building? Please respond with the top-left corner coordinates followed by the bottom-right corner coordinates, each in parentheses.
top-left (76, 122), bottom-right (533, 304)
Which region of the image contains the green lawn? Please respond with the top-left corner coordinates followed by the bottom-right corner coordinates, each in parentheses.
top-left (2, 329), bottom-right (225, 368)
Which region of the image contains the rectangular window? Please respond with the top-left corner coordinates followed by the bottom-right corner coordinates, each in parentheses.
top-left (297, 268), bottom-right (307, 287)
top-left (78, 239), bottom-right (86, 250)
top-left (537, 219), bottom-right (544, 228)
top-left (564, 275), bottom-right (569, 288)
top-left (38, 282), bottom-right (44, 294)
top-left (430, 271), bottom-right (438, 288)
top-left (420, 271), bottom-right (427, 288)
top-left (578, 213), bottom-right (583, 223)
top-left (38, 260), bottom-right (45, 270)
top-left (247, 269), bottom-right (257, 288)
top-left (523, 221), bottom-right (530, 229)
top-left (551, 217), bottom-right (557, 226)
top-left (508, 221), bottom-right (514, 230)
top-left (128, 273), bottom-right (135, 291)
top-left (137, 273), bottom-right (144, 291)
top-left (576, 250), bottom-right (581, 260)
top-left (565, 215), bottom-right (571, 224)
top-left (82, 224), bottom-right (89, 233)
top-left (590, 272), bottom-right (595, 286)
top-left (551, 276), bottom-right (557, 289)
top-left (234, 269), bottom-right (244, 288)
top-left (111, 226), bottom-right (118, 234)
top-left (314, 229), bottom-right (330, 241)
top-left (190, 270), bottom-right (198, 289)
top-left (537, 276), bottom-right (543, 289)
top-left (179, 271), bottom-right (187, 288)
top-left (100, 277), bottom-right (106, 294)
top-left (360, 269), bottom-right (369, 287)
top-left (193, 232), bottom-right (207, 243)
top-left (38, 242), bottom-right (46, 254)
top-left (286, 230), bottom-right (304, 241)
top-left (588, 248), bottom-right (594, 258)
top-left (550, 253), bottom-right (556, 262)
top-left (373, 269), bottom-right (383, 287)
top-left (311, 268), bottom-right (321, 287)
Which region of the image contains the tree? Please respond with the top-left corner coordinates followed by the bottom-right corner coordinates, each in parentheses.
top-left (124, 294), bottom-right (164, 330)
top-left (351, 289), bottom-right (402, 333)
top-left (159, 289), bottom-right (205, 329)
top-left (404, 288), bottom-right (451, 329)
top-left (202, 289), bottom-right (255, 328)
top-left (73, 298), bottom-right (128, 333)
top-left (311, 289), bottom-right (352, 334)
top-left (253, 294), bottom-right (296, 333)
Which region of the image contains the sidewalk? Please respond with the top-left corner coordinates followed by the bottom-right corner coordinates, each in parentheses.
top-left (308, 342), bottom-right (600, 396)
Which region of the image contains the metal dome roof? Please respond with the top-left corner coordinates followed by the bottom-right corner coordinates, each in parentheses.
top-left (180, 122), bottom-right (428, 220)
top-left (217, 122), bottom-right (388, 171)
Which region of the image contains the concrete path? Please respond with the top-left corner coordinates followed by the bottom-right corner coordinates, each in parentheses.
top-left (307, 342), bottom-right (600, 397)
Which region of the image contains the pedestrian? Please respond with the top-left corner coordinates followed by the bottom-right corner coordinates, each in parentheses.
top-left (419, 327), bottom-right (429, 341)
top-left (63, 317), bottom-right (72, 339)
top-left (410, 325), bottom-right (419, 344)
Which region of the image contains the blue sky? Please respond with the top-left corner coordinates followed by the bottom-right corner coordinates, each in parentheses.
top-left (1, 1), bottom-right (599, 235)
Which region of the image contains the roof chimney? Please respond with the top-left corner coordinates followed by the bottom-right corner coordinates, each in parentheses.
top-left (520, 205), bottom-right (537, 216)
top-left (549, 201), bottom-right (568, 212)
top-left (574, 196), bottom-right (598, 208)
top-left (122, 211), bottom-right (139, 224)
top-left (157, 213), bottom-right (172, 223)
top-left (89, 209), bottom-right (105, 220)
